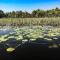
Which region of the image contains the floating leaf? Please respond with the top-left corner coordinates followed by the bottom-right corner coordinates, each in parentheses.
top-left (6, 47), bottom-right (15, 52)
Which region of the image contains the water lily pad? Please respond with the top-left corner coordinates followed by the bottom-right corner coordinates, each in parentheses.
top-left (30, 39), bottom-right (36, 41)
top-left (15, 35), bottom-right (23, 40)
top-left (39, 36), bottom-right (44, 38)
top-left (48, 46), bottom-right (53, 48)
top-left (22, 39), bottom-right (28, 43)
top-left (52, 44), bottom-right (58, 48)
top-left (58, 44), bottom-right (60, 46)
top-left (7, 36), bottom-right (15, 39)
top-left (47, 33), bottom-right (57, 37)
top-left (44, 38), bottom-right (52, 41)
top-left (6, 47), bottom-right (15, 52)
top-left (0, 36), bottom-right (7, 42)
top-left (53, 37), bottom-right (58, 40)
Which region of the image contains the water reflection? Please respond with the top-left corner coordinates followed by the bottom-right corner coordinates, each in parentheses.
top-left (0, 27), bottom-right (14, 35)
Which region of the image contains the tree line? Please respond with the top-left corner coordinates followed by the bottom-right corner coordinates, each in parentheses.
top-left (0, 7), bottom-right (60, 18)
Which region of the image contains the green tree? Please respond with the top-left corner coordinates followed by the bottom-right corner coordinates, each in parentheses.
top-left (0, 10), bottom-right (5, 18)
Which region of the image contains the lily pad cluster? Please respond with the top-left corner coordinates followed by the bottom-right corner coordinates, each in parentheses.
top-left (0, 26), bottom-right (60, 51)
top-left (0, 26), bottom-right (60, 42)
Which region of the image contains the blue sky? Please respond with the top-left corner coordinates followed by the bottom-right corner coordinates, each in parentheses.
top-left (0, 0), bottom-right (60, 12)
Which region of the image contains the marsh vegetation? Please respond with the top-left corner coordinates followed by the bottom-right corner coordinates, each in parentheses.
top-left (0, 8), bottom-right (60, 53)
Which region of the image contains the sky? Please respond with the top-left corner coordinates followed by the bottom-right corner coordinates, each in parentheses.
top-left (0, 0), bottom-right (60, 12)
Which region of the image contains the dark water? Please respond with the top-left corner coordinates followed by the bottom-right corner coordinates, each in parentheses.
top-left (0, 39), bottom-right (60, 60)
top-left (2, 42), bottom-right (60, 60)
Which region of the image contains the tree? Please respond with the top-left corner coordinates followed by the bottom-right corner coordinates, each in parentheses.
top-left (0, 7), bottom-right (60, 18)
top-left (15, 11), bottom-right (23, 18)
top-left (32, 10), bottom-right (37, 17)
top-left (0, 10), bottom-right (5, 18)
top-left (36, 9), bottom-right (46, 17)
top-left (11, 11), bottom-right (16, 18)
